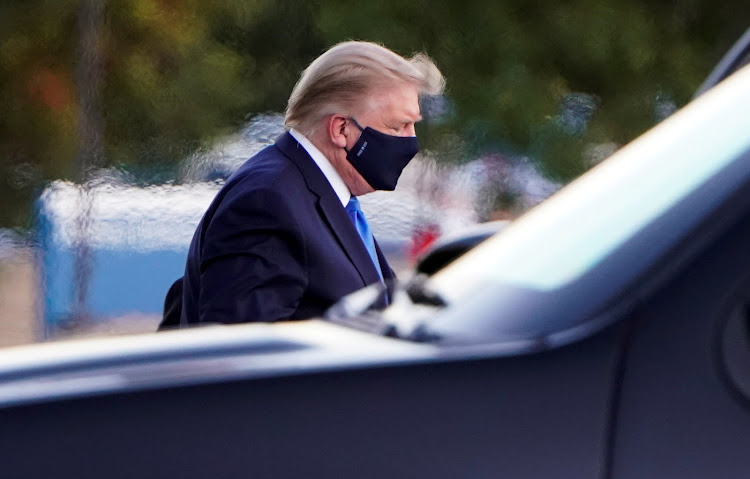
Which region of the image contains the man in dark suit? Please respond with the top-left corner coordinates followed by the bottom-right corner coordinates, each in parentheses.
top-left (177, 41), bottom-right (444, 326)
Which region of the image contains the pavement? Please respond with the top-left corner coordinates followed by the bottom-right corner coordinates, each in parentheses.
top-left (0, 251), bottom-right (38, 348)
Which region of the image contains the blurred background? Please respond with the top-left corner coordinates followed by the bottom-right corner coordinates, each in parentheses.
top-left (0, 0), bottom-right (746, 346)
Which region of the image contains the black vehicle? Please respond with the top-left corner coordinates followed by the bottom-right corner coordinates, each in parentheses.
top-left (2, 31), bottom-right (750, 479)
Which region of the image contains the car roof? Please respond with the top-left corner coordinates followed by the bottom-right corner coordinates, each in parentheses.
top-left (0, 321), bottom-right (436, 408)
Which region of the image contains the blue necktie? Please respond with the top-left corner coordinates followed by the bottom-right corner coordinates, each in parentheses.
top-left (345, 197), bottom-right (384, 281)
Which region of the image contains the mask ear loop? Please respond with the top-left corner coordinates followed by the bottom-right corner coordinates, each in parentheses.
top-left (348, 117), bottom-right (365, 131)
top-left (343, 117), bottom-right (365, 153)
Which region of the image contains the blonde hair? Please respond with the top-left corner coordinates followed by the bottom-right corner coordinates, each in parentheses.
top-left (285, 41), bottom-right (445, 136)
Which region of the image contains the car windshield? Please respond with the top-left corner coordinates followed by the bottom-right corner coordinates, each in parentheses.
top-left (430, 63), bottom-right (750, 304)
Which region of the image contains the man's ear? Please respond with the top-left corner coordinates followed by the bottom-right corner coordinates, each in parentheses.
top-left (327, 114), bottom-right (349, 149)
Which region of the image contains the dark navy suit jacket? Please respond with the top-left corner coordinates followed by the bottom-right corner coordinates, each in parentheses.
top-left (180, 132), bottom-right (394, 325)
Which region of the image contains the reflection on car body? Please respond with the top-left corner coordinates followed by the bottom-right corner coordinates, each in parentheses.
top-left (2, 32), bottom-right (750, 479)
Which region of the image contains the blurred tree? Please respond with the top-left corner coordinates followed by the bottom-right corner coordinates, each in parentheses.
top-left (0, 0), bottom-right (80, 227)
top-left (0, 0), bottom-right (322, 227)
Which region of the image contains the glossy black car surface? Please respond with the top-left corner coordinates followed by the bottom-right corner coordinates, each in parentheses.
top-left (2, 31), bottom-right (750, 479)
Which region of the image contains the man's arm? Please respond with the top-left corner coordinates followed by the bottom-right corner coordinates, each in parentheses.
top-left (198, 187), bottom-right (308, 324)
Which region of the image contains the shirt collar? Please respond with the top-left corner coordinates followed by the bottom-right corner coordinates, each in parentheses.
top-left (289, 128), bottom-right (351, 206)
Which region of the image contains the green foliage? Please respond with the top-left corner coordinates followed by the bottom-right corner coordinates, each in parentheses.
top-left (0, 0), bottom-right (747, 227)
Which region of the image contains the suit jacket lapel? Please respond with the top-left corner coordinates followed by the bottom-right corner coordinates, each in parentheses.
top-left (275, 132), bottom-right (382, 287)
top-left (374, 239), bottom-right (395, 282)
top-left (374, 238), bottom-right (395, 307)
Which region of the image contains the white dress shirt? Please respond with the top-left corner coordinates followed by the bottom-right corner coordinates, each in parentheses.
top-left (289, 128), bottom-right (350, 207)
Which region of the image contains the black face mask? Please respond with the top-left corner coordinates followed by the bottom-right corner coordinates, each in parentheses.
top-left (344, 118), bottom-right (419, 191)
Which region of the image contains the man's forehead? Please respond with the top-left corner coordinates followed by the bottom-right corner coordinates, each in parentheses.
top-left (366, 84), bottom-right (421, 117)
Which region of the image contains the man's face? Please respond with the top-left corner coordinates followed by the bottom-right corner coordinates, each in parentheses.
top-left (353, 82), bottom-right (422, 138)
top-left (340, 82), bottom-right (421, 195)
